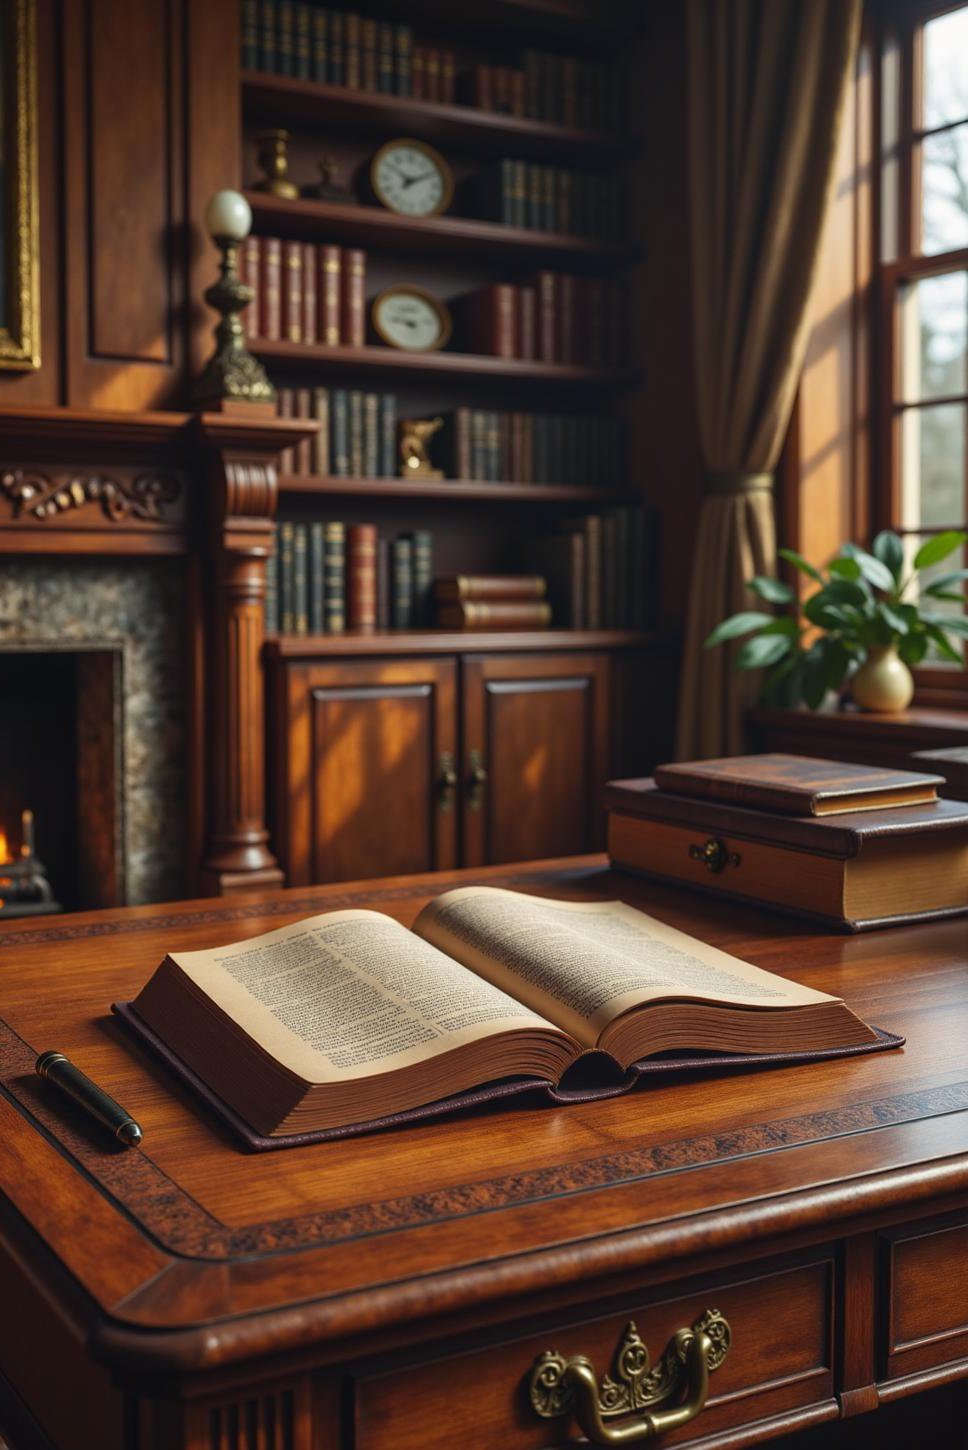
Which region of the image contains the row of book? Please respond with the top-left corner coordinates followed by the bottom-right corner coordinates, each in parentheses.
top-left (269, 523), bottom-right (435, 634)
top-left (469, 161), bottom-right (624, 241)
top-left (443, 409), bottom-right (623, 487)
top-left (468, 53), bottom-right (623, 132)
top-left (276, 387), bottom-right (397, 477)
top-left (528, 508), bottom-right (657, 631)
top-left (456, 274), bottom-right (626, 367)
top-left (242, 2), bottom-right (417, 95)
top-left (240, 238), bottom-right (365, 346)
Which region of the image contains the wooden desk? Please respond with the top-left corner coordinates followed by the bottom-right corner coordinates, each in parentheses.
top-left (1, 857), bottom-right (967, 1449)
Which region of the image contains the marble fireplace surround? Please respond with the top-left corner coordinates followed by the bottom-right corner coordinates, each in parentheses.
top-left (0, 559), bottom-right (187, 905)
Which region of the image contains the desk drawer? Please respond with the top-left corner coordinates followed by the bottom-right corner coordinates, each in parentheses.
top-left (355, 1254), bottom-right (836, 1450)
top-left (881, 1213), bottom-right (968, 1382)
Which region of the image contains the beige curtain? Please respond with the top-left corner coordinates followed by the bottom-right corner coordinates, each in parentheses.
top-left (676, 0), bottom-right (862, 759)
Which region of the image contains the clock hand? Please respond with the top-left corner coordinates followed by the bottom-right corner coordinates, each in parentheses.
top-left (402, 170), bottom-right (438, 188)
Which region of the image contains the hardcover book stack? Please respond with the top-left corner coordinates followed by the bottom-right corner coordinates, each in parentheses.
top-left (240, 239), bottom-right (366, 346)
top-left (469, 161), bottom-right (624, 240)
top-left (268, 523), bottom-right (434, 634)
top-left (455, 274), bottom-right (625, 365)
top-left (243, 2), bottom-right (415, 94)
top-left (276, 387), bottom-right (397, 477)
top-left (434, 575), bottom-right (552, 631)
top-left (605, 754), bottom-right (968, 932)
top-left (440, 409), bottom-right (623, 486)
top-left (528, 506), bottom-right (657, 630)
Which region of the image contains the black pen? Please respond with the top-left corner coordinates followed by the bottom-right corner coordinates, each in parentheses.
top-left (35, 1051), bottom-right (143, 1147)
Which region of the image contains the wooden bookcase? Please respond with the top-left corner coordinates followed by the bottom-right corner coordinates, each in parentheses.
top-left (238, 0), bottom-right (668, 884)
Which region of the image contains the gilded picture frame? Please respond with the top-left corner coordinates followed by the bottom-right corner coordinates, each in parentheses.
top-left (0, 0), bottom-right (38, 370)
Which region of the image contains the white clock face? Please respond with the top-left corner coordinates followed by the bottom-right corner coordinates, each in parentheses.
top-left (373, 143), bottom-right (448, 217)
top-left (374, 291), bottom-right (446, 351)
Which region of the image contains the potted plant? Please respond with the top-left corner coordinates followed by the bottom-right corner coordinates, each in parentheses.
top-left (704, 529), bottom-right (968, 712)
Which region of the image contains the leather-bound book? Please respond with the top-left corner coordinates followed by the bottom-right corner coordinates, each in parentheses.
top-left (377, 22), bottom-right (394, 94)
top-left (258, 0), bottom-right (276, 72)
top-left (405, 530), bottom-right (434, 625)
top-left (309, 522), bottom-right (325, 634)
top-left (280, 241), bottom-right (303, 343)
top-left (310, 387), bottom-right (329, 475)
top-left (341, 248), bottom-right (366, 347)
top-left (239, 236), bottom-right (260, 337)
top-left (527, 532), bottom-right (585, 627)
top-left (361, 18), bottom-right (377, 91)
top-left (323, 522), bottom-right (345, 634)
top-left (654, 754), bottom-right (943, 817)
top-left (605, 777), bottom-right (968, 932)
top-left (293, 3), bottom-right (311, 79)
top-left (293, 388), bottom-right (313, 476)
top-left (425, 48), bottom-right (440, 101)
top-left (348, 389), bottom-right (364, 475)
top-left (582, 514), bottom-right (602, 628)
top-left (278, 520), bottom-right (295, 634)
top-left (390, 535), bottom-right (414, 628)
top-left (435, 574), bottom-right (547, 602)
top-left (411, 45), bottom-right (425, 99)
top-left (457, 285), bottom-right (518, 358)
top-left (300, 242), bottom-right (316, 345)
top-left (343, 11), bottom-right (361, 89)
top-left (259, 236), bottom-right (281, 341)
top-left (531, 270), bottom-right (557, 361)
top-left (292, 523), bottom-right (308, 635)
top-left (437, 600), bottom-right (552, 629)
top-left (241, 0), bottom-right (258, 71)
top-left (379, 393), bottom-right (396, 476)
top-left (394, 24), bottom-right (412, 96)
top-left (517, 286), bottom-right (536, 359)
top-left (328, 8), bottom-right (344, 84)
top-left (276, 0), bottom-right (294, 77)
top-left (347, 524), bottom-right (378, 630)
top-left (330, 389), bottom-right (349, 476)
top-left (311, 6), bottom-right (327, 82)
top-left (275, 386), bottom-right (295, 474)
top-left (440, 407), bottom-right (472, 478)
top-left (363, 392), bottom-right (379, 477)
top-left (317, 245), bottom-right (341, 346)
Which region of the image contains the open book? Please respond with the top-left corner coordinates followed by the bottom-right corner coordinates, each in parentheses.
top-left (117, 887), bottom-right (895, 1144)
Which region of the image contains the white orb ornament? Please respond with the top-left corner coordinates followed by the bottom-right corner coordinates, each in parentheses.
top-left (204, 190), bottom-right (252, 243)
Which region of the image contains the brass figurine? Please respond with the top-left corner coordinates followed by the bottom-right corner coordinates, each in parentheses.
top-left (399, 416), bottom-right (444, 479)
top-left (251, 129), bottom-right (300, 200)
top-left (302, 154), bottom-right (353, 203)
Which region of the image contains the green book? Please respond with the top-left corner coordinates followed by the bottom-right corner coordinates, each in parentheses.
top-left (309, 522), bottom-right (325, 634)
top-left (279, 520), bottom-right (295, 634)
top-left (293, 523), bottom-right (309, 635)
top-left (276, 0), bottom-right (294, 77)
top-left (311, 6), bottom-right (327, 82)
top-left (264, 542), bottom-right (279, 635)
top-left (391, 536), bottom-right (414, 629)
top-left (259, 0), bottom-right (277, 73)
top-left (293, 3), bottom-right (311, 80)
top-left (324, 521), bottom-right (346, 633)
top-left (241, 0), bottom-right (259, 70)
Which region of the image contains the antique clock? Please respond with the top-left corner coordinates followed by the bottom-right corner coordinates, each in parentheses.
top-left (368, 138), bottom-right (453, 217)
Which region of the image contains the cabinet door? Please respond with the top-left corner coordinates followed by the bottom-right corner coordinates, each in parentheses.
top-left (274, 657), bottom-right (458, 885)
top-left (461, 652), bottom-right (610, 867)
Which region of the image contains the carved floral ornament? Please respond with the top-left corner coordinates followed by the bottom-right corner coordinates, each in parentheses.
top-left (0, 468), bottom-right (182, 522)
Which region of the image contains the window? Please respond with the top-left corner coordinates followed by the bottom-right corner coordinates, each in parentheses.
top-left (878, 1), bottom-right (968, 686)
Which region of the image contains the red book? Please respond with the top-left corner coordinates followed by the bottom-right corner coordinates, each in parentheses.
top-left (458, 284), bottom-right (518, 358)
top-left (412, 46), bottom-right (425, 99)
top-left (276, 387), bottom-right (295, 474)
top-left (517, 286), bottom-right (536, 360)
top-left (557, 273), bottom-right (576, 364)
top-left (493, 67), bottom-right (510, 114)
top-left (281, 240), bottom-right (303, 343)
top-left (301, 242), bottom-right (317, 346)
top-left (361, 18), bottom-right (377, 91)
top-left (510, 70), bottom-right (526, 117)
top-left (425, 48), bottom-right (440, 101)
top-left (239, 236), bottom-right (260, 338)
top-left (347, 523), bottom-right (378, 630)
top-left (317, 245), bottom-right (341, 346)
top-left (341, 248), bottom-right (366, 348)
top-left (531, 271), bottom-right (557, 362)
top-left (259, 236), bottom-right (281, 341)
top-left (440, 50), bottom-right (455, 103)
top-left (471, 64), bottom-right (492, 109)
top-left (294, 387), bottom-right (313, 476)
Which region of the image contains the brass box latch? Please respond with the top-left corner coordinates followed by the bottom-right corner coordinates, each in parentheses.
top-left (688, 837), bottom-right (741, 874)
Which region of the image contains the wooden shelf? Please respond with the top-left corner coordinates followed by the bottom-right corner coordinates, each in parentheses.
top-left (253, 340), bottom-right (639, 388)
top-left (266, 628), bottom-right (660, 658)
top-left (246, 194), bottom-right (639, 272)
top-left (277, 475), bottom-right (639, 504)
top-left (242, 73), bottom-right (636, 161)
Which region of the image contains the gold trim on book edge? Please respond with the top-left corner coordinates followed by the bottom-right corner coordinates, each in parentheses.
top-left (0, 0), bottom-right (39, 370)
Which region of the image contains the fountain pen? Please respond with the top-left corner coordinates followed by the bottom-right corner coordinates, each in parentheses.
top-left (35, 1050), bottom-right (143, 1146)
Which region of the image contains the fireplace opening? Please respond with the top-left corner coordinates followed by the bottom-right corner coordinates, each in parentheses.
top-left (0, 646), bottom-right (124, 913)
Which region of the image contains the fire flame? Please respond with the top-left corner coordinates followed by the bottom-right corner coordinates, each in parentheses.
top-left (0, 829), bottom-right (9, 865)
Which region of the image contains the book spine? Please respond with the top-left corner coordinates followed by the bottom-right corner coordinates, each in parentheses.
top-left (276, 386), bottom-right (295, 474)
top-left (293, 523), bottom-right (309, 634)
top-left (394, 25), bottom-right (412, 96)
top-left (276, 0), bottom-right (294, 77)
top-left (347, 523), bottom-right (378, 629)
top-left (408, 530), bottom-right (434, 626)
top-left (557, 273), bottom-right (575, 364)
top-left (470, 409), bottom-right (487, 481)
top-left (309, 522), bottom-right (325, 634)
top-left (486, 410), bottom-right (500, 481)
top-left (379, 393), bottom-right (396, 476)
top-left (259, 0), bottom-right (277, 72)
top-left (541, 166), bottom-right (556, 232)
top-left (311, 6), bottom-right (327, 82)
top-left (360, 17), bottom-right (377, 92)
top-left (376, 535), bottom-right (391, 628)
top-left (294, 3), bottom-right (311, 79)
top-left (341, 248), bottom-right (366, 347)
top-left (510, 68), bottom-right (526, 117)
top-left (440, 50), bottom-right (455, 103)
top-left (527, 163), bottom-right (542, 231)
top-left (242, 0), bottom-right (259, 70)
top-left (259, 236), bottom-right (281, 340)
top-left (264, 538), bottom-right (280, 634)
top-left (570, 529), bottom-right (586, 629)
top-left (614, 506), bottom-right (631, 628)
top-left (584, 515), bottom-right (602, 629)
top-left (363, 392), bottom-right (379, 477)
top-left (294, 387), bottom-right (313, 476)
top-left (498, 412), bottom-right (512, 482)
top-left (344, 11), bottom-right (361, 89)
top-left (329, 9), bottom-right (344, 86)
top-left (301, 241), bottom-right (317, 345)
top-left (390, 536), bottom-right (414, 628)
top-left (331, 389), bottom-right (349, 475)
top-left (311, 387), bottom-right (329, 475)
top-left (435, 574), bottom-right (548, 602)
top-left (281, 240), bottom-right (303, 343)
top-left (425, 48), bottom-right (439, 102)
top-left (437, 600), bottom-right (552, 629)
top-left (239, 236), bottom-right (260, 337)
top-left (601, 510), bottom-right (618, 627)
top-left (411, 45), bottom-right (424, 99)
top-left (561, 56), bottom-right (578, 127)
top-left (324, 521), bottom-right (346, 633)
top-left (522, 49), bottom-right (541, 118)
top-left (278, 520), bottom-right (295, 633)
top-left (472, 64), bottom-right (492, 110)
top-left (318, 245), bottom-right (341, 346)
top-left (377, 22), bottom-right (394, 94)
top-left (532, 271), bottom-right (556, 362)
top-left (348, 389), bottom-right (364, 476)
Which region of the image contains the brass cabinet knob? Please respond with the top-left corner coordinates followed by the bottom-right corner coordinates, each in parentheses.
top-left (436, 752), bottom-right (458, 812)
top-left (467, 749), bottom-right (488, 812)
top-left (688, 837), bottom-right (741, 874)
top-left (529, 1312), bottom-right (730, 1445)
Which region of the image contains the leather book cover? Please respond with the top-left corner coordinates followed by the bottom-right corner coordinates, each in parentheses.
top-left (458, 285), bottom-right (518, 358)
top-left (531, 270), bottom-right (557, 361)
top-left (278, 520), bottom-right (295, 635)
top-left (317, 245), bottom-right (341, 345)
top-left (309, 522), bottom-right (325, 634)
top-left (310, 386), bottom-right (329, 475)
top-left (348, 389), bottom-right (364, 476)
top-left (241, 0), bottom-right (258, 70)
top-left (294, 387), bottom-right (313, 476)
top-left (363, 392), bottom-right (379, 477)
top-left (376, 23), bottom-right (394, 94)
top-left (323, 521), bottom-right (345, 634)
top-left (440, 49), bottom-right (455, 103)
top-left (113, 1002), bottom-right (903, 1152)
top-left (330, 388), bottom-right (349, 475)
top-left (411, 46), bottom-right (425, 100)
top-left (341, 249), bottom-right (366, 348)
top-left (425, 48), bottom-right (440, 102)
top-left (343, 11), bottom-right (361, 89)
top-left (300, 241), bottom-right (316, 345)
top-left (408, 529), bottom-right (434, 626)
top-left (239, 236), bottom-right (260, 338)
top-left (654, 754), bottom-right (943, 817)
top-left (328, 8), bottom-right (344, 85)
top-left (379, 392), bottom-right (396, 476)
top-left (394, 23), bottom-right (412, 97)
top-left (435, 574), bottom-right (547, 602)
top-left (258, 0), bottom-right (276, 73)
top-left (281, 240), bottom-right (303, 344)
top-left (258, 236), bottom-right (281, 341)
top-left (583, 514), bottom-right (602, 629)
top-left (390, 535), bottom-right (414, 628)
top-left (294, 2), bottom-right (311, 80)
top-left (311, 6), bottom-right (327, 82)
top-left (276, 0), bottom-right (294, 77)
top-left (275, 386), bottom-right (295, 473)
top-left (292, 524), bottom-right (308, 636)
top-left (517, 286), bottom-right (537, 359)
top-left (347, 523), bottom-right (378, 630)
top-left (437, 600), bottom-right (552, 629)
top-left (361, 18), bottom-right (377, 92)
top-left (510, 69), bottom-right (526, 117)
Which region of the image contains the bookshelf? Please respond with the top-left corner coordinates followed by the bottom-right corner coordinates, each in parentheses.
top-left (277, 475), bottom-right (643, 503)
top-left (252, 339), bottom-right (641, 386)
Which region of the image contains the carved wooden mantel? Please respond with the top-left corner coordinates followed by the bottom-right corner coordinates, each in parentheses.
top-left (0, 403), bottom-right (313, 897)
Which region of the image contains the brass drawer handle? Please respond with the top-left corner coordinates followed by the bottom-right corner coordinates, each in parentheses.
top-left (529, 1311), bottom-right (730, 1445)
top-left (437, 751), bottom-right (458, 812)
top-left (688, 837), bottom-right (741, 873)
top-left (467, 748), bottom-right (488, 812)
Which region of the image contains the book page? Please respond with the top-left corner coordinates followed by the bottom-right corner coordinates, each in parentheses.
top-left (414, 887), bottom-right (840, 1044)
top-left (166, 909), bottom-right (565, 1083)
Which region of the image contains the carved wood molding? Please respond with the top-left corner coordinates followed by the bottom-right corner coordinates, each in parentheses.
top-left (1, 467), bottom-right (183, 522)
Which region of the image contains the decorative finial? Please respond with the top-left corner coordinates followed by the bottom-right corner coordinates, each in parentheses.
top-left (192, 190), bottom-right (276, 409)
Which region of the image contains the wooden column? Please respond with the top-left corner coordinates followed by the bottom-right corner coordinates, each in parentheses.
top-left (195, 412), bottom-right (312, 894)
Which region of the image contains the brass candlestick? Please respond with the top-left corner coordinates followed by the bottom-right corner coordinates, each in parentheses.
top-left (193, 190), bottom-right (276, 408)
top-left (251, 129), bottom-right (300, 199)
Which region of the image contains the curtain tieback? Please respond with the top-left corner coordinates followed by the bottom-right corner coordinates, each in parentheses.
top-left (704, 470), bottom-right (773, 497)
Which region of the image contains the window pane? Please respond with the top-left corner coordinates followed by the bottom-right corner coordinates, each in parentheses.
top-left (922, 123), bottom-right (968, 254)
top-left (900, 402), bottom-right (966, 529)
top-left (900, 270), bottom-right (967, 401)
top-left (923, 7), bottom-right (968, 130)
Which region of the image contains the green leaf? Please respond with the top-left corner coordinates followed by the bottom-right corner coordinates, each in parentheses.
top-left (924, 567), bottom-right (968, 594)
top-left (735, 632), bottom-right (793, 670)
top-left (871, 530), bottom-right (905, 582)
top-left (878, 602), bottom-right (909, 636)
top-left (899, 632), bottom-right (929, 665)
top-left (760, 614), bottom-right (799, 636)
top-left (703, 611), bottom-right (773, 648)
top-left (778, 547), bottom-right (823, 584)
top-left (924, 623), bottom-right (963, 663)
top-left (924, 590), bottom-right (968, 603)
top-left (841, 543), bottom-right (896, 592)
top-left (913, 531), bottom-right (968, 570)
top-left (820, 638), bottom-right (851, 691)
top-left (828, 556), bottom-right (862, 581)
top-left (823, 576), bottom-right (873, 608)
top-left (747, 575), bottom-right (795, 604)
top-left (930, 615), bottom-right (968, 637)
